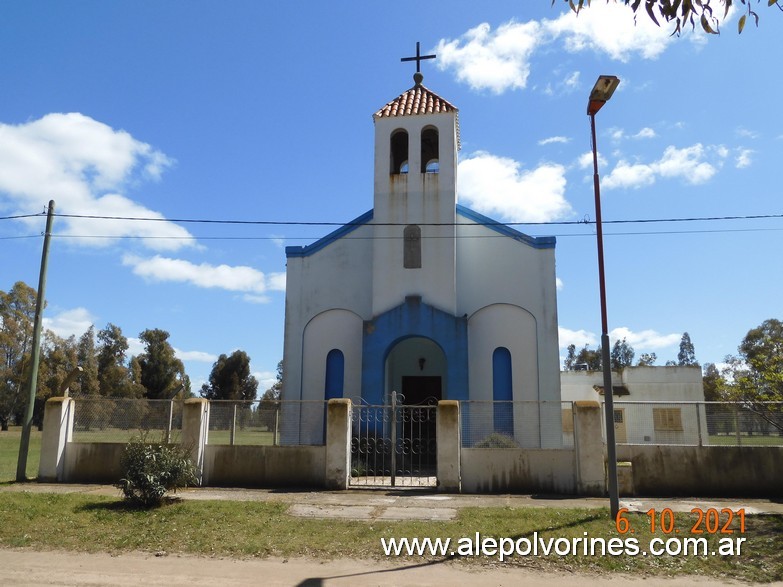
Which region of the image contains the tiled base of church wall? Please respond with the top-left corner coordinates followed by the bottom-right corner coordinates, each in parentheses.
top-left (617, 445), bottom-right (783, 497)
top-left (460, 448), bottom-right (577, 494)
top-left (203, 445), bottom-right (327, 488)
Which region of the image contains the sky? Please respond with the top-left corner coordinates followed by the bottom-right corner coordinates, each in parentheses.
top-left (1, 2), bottom-right (781, 393)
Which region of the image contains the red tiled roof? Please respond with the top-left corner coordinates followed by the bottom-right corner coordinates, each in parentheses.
top-left (375, 84), bottom-right (458, 118)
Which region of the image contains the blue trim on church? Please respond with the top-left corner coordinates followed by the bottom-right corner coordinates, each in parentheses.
top-left (285, 209), bottom-right (374, 258)
top-left (361, 296), bottom-right (468, 405)
top-left (286, 205), bottom-right (555, 260)
top-left (456, 205), bottom-right (556, 249)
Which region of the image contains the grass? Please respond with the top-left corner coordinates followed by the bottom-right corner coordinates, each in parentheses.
top-left (0, 427), bottom-right (41, 482)
top-left (1, 428), bottom-right (781, 581)
top-left (708, 434), bottom-right (783, 446)
top-left (69, 427), bottom-right (279, 446)
top-left (0, 491), bottom-right (780, 582)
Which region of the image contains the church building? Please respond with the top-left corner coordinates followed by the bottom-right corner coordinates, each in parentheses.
top-left (281, 60), bottom-right (562, 446)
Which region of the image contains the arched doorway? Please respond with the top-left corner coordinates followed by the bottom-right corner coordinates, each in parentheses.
top-left (385, 336), bottom-right (446, 405)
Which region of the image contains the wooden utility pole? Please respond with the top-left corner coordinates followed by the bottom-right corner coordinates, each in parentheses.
top-left (16, 200), bottom-right (55, 482)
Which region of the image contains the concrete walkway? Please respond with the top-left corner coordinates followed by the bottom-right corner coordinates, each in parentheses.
top-left (4, 482), bottom-right (783, 520)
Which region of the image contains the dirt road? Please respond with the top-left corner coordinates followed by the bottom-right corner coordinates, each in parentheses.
top-left (2, 549), bottom-right (779, 587)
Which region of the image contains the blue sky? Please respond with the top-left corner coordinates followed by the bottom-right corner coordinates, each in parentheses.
top-left (1, 2), bottom-right (781, 392)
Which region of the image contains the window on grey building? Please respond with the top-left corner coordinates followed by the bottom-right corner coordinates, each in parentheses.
top-left (403, 224), bottom-right (421, 268)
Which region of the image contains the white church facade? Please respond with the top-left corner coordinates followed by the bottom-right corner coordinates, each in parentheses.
top-left (281, 71), bottom-right (562, 446)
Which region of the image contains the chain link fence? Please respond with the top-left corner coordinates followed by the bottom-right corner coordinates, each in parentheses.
top-left (609, 401), bottom-right (783, 446)
top-left (72, 397), bottom-right (182, 443)
top-left (209, 400), bottom-right (328, 446)
top-left (460, 401), bottom-right (574, 449)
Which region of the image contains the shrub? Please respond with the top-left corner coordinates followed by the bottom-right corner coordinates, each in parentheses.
top-left (115, 435), bottom-right (198, 507)
top-left (473, 432), bottom-right (520, 449)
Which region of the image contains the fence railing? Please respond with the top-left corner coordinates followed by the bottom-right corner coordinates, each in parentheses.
top-left (608, 401), bottom-right (783, 447)
top-left (69, 397), bottom-right (783, 449)
top-left (70, 398), bottom-right (328, 446)
top-left (460, 401), bottom-right (574, 449)
top-left (207, 400), bottom-right (281, 446)
top-left (72, 397), bottom-right (182, 443)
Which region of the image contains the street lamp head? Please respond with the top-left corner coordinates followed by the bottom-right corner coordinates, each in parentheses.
top-left (587, 75), bottom-right (620, 116)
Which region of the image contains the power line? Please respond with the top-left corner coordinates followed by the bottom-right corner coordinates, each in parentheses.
top-left (5, 225), bottom-right (776, 243)
top-left (42, 211), bottom-right (783, 227)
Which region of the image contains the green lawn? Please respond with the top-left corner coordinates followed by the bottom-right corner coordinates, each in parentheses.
top-left (0, 427), bottom-right (41, 482)
top-left (0, 492), bottom-right (779, 582)
top-left (708, 434), bottom-right (783, 446)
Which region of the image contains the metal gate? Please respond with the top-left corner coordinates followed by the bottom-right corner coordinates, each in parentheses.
top-left (350, 392), bottom-right (437, 487)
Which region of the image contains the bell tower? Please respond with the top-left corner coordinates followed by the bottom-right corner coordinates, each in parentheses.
top-left (371, 44), bottom-right (460, 317)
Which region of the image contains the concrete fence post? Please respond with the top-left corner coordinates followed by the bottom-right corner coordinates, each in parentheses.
top-left (325, 398), bottom-right (351, 490)
top-left (574, 400), bottom-right (607, 496)
top-left (182, 398), bottom-right (209, 485)
top-left (38, 397), bottom-right (74, 482)
top-left (437, 400), bottom-right (461, 493)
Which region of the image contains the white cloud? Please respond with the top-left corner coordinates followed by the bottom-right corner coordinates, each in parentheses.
top-left (555, 277), bottom-right (564, 291)
top-left (122, 254), bottom-right (285, 298)
top-left (457, 152), bottom-right (572, 222)
top-left (539, 136), bottom-right (571, 146)
top-left (577, 151), bottom-right (607, 170)
top-left (543, 70), bottom-right (581, 96)
top-left (0, 112), bottom-right (194, 251)
top-left (255, 370), bottom-right (277, 393)
top-left (175, 349), bottom-right (218, 363)
top-left (560, 326), bottom-right (680, 351)
top-left (609, 327), bottom-right (681, 350)
top-left (633, 127), bottom-right (656, 140)
top-left (545, 2), bottom-right (677, 62)
top-left (436, 4), bottom-right (720, 95)
top-left (435, 21), bottom-right (543, 93)
top-left (603, 160), bottom-right (656, 190)
top-left (736, 148), bottom-right (753, 169)
top-left (603, 143), bottom-right (725, 190)
top-left (126, 336), bottom-right (145, 357)
top-left (610, 128), bottom-right (626, 141)
top-left (558, 327), bottom-right (597, 349)
top-left (736, 127), bottom-right (759, 139)
top-left (43, 307), bottom-right (96, 339)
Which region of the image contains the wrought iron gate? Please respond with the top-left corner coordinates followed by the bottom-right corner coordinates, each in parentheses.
top-left (350, 392), bottom-right (437, 487)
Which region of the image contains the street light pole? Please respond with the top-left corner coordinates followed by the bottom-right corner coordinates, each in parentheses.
top-left (587, 76), bottom-right (620, 519)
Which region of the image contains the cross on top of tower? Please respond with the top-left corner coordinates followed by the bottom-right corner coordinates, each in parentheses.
top-left (401, 41), bottom-right (436, 85)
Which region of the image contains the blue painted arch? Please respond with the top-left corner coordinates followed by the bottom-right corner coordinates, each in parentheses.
top-left (361, 296), bottom-right (468, 405)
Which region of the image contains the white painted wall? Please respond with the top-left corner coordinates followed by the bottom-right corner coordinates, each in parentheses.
top-left (560, 366), bottom-right (707, 445)
top-left (456, 217), bottom-right (561, 406)
top-left (282, 224), bottom-right (373, 405)
top-left (371, 113), bottom-right (458, 317)
top-left (301, 309), bottom-right (363, 404)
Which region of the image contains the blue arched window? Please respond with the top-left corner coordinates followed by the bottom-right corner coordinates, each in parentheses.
top-left (324, 349), bottom-right (345, 400)
top-left (492, 347), bottom-right (513, 436)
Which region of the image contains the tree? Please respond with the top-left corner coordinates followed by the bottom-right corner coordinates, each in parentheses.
top-left (556, 0), bottom-right (782, 35)
top-left (610, 338), bottom-right (635, 370)
top-left (96, 323), bottom-right (141, 398)
top-left (677, 332), bottom-right (699, 366)
top-left (0, 282), bottom-right (37, 430)
top-left (200, 350), bottom-right (258, 401)
top-left (137, 329), bottom-right (189, 399)
top-left (702, 363), bottom-right (726, 401)
top-left (563, 344), bottom-right (577, 371)
top-left (722, 318), bottom-right (783, 432)
top-left (637, 352), bottom-right (657, 366)
top-left (575, 345), bottom-right (602, 371)
top-left (261, 360), bottom-right (283, 401)
top-left (76, 326), bottom-right (100, 396)
top-left (35, 331), bottom-right (79, 426)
